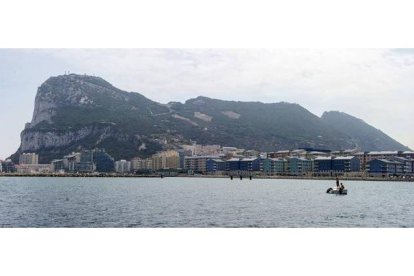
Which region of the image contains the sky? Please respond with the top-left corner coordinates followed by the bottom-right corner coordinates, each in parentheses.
top-left (0, 48), bottom-right (413, 159)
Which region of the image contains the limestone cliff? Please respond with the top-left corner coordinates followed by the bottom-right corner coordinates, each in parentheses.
top-left (11, 74), bottom-right (409, 163)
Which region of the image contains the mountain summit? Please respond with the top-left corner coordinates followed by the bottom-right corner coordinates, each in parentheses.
top-left (11, 74), bottom-right (409, 163)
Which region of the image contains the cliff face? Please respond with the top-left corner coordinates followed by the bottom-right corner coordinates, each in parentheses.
top-left (11, 74), bottom-right (409, 163)
top-left (13, 74), bottom-right (170, 163)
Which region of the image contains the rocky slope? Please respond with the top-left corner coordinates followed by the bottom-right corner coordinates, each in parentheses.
top-left (11, 74), bottom-right (409, 163)
top-left (321, 111), bottom-right (407, 151)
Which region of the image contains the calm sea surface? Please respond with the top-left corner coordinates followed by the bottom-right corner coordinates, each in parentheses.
top-left (0, 177), bottom-right (413, 227)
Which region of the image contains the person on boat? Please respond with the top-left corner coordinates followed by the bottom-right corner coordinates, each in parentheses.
top-left (339, 183), bottom-right (345, 194)
top-left (336, 177), bottom-right (340, 189)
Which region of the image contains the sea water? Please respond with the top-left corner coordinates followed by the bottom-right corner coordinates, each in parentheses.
top-left (0, 177), bottom-right (413, 227)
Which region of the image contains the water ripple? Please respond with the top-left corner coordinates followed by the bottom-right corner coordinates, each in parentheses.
top-left (0, 177), bottom-right (414, 227)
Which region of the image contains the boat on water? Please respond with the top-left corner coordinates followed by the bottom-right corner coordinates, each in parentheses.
top-left (326, 187), bottom-right (347, 195)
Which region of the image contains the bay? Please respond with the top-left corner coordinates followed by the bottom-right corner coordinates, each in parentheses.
top-left (0, 177), bottom-right (413, 227)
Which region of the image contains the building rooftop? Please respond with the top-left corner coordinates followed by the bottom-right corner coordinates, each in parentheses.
top-left (314, 156), bottom-right (332, 160)
top-left (370, 159), bottom-right (403, 164)
top-left (227, 158), bottom-right (240, 162)
top-left (210, 159), bottom-right (225, 163)
top-left (308, 151), bottom-right (328, 155)
top-left (288, 156), bottom-right (311, 161)
top-left (269, 158), bottom-right (287, 161)
top-left (334, 156), bottom-right (356, 160)
top-left (185, 155), bottom-right (221, 159)
top-left (368, 151), bottom-right (399, 155)
top-left (391, 156), bottom-right (410, 161)
top-left (240, 158), bottom-right (259, 161)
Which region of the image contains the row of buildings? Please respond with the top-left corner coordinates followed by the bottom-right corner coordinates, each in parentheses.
top-left (1, 146), bottom-right (414, 177)
top-left (184, 155), bottom-right (361, 176)
top-left (183, 148), bottom-right (414, 177)
top-left (0, 149), bottom-right (182, 174)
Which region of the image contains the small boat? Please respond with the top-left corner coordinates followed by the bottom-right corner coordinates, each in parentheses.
top-left (326, 187), bottom-right (347, 195)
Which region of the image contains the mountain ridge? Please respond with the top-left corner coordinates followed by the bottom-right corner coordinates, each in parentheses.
top-left (10, 74), bottom-right (409, 163)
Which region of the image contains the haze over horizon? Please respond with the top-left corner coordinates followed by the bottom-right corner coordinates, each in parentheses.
top-left (1, 48), bottom-right (413, 159)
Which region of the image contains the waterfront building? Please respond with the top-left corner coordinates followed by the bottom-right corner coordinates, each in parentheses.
top-left (115, 160), bottom-right (131, 173)
top-left (62, 149), bottom-right (114, 173)
top-left (365, 151), bottom-right (400, 163)
top-left (1, 159), bottom-right (16, 173)
top-left (390, 157), bottom-right (413, 174)
top-left (74, 150), bottom-right (94, 172)
top-left (80, 150), bottom-right (94, 163)
top-left (63, 153), bottom-right (81, 172)
top-left (355, 151), bottom-right (405, 171)
top-left (19, 153), bottom-right (39, 165)
top-left (332, 156), bottom-right (360, 172)
top-left (206, 159), bottom-right (226, 173)
top-left (262, 158), bottom-right (287, 175)
top-left (131, 157), bottom-right (143, 171)
top-left (184, 155), bottom-right (219, 173)
top-left (93, 148), bottom-right (115, 172)
top-left (143, 158), bottom-right (153, 170)
top-left (74, 162), bottom-right (95, 173)
top-left (130, 157), bottom-right (154, 171)
top-left (225, 158), bottom-right (241, 171)
top-left (51, 159), bottom-right (65, 172)
top-left (354, 152), bottom-right (369, 171)
top-left (367, 159), bottom-right (404, 176)
top-left (402, 151), bottom-right (414, 159)
top-left (224, 157), bottom-right (261, 172)
top-left (152, 154), bottom-right (162, 170)
top-left (177, 149), bottom-right (193, 169)
top-left (274, 158), bottom-right (288, 174)
top-left (239, 158), bottom-right (261, 171)
top-left (152, 150), bottom-right (180, 170)
top-left (313, 156), bottom-right (360, 174)
top-left (313, 156), bottom-right (333, 174)
top-left (262, 158), bottom-right (274, 174)
top-left (287, 157), bottom-right (313, 176)
top-left (16, 164), bottom-right (51, 174)
top-left (409, 160), bottom-right (414, 174)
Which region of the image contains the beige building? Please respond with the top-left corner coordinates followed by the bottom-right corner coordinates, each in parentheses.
top-left (184, 156), bottom-right (219, 173)
top-left (152, 150), bottom-right (180, 170)
top-left (16, 164), bottom-right (51, 174)
top-left (131, 157), bottom-right (153, 171)
top-left (19, 153), bottom-right (39, 165)
top-left (182, 144), bottom-right (221, 156)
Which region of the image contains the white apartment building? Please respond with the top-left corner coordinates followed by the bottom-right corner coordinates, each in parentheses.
top-left (115, 160), bottom-right (131, 173)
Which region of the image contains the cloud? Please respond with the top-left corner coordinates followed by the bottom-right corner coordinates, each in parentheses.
top-left (1, 49), bottom-right (413, 158)
top-left (43, 49), bottom-right (414, 148)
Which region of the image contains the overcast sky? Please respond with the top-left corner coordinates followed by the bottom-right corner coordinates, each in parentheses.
top-left (0, 48), bottom-right (413, 159)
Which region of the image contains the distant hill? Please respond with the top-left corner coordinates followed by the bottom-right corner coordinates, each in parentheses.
top-left (321, 111), bottom-right (408, 151)
top-left (10, 74), bottom-right (409, 163)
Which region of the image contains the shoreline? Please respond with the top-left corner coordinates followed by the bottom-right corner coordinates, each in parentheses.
top-left (0, 173), bottom-right (413, 182)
